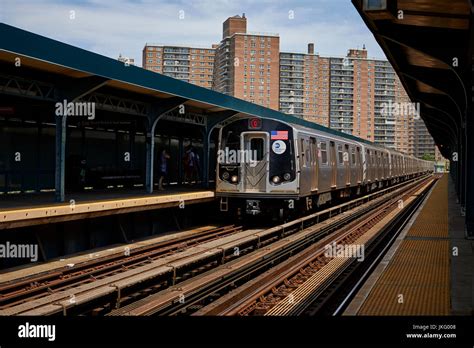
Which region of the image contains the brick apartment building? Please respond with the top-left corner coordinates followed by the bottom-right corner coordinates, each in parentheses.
top-left (142, 15), bottom-right (436, 157)
top-left (212, 14), bottom-right (280, 110)
top-left (142, 44), bottom-right (215, 89)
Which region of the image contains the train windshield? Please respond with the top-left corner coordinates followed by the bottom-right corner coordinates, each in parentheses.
top-left (222, 131), bottom-right (239, 150)
top-left (250, 138), bottom-right (264, 161)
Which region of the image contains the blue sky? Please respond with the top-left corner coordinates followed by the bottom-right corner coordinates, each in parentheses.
top-left (1, 0), bottom-right (386, 65)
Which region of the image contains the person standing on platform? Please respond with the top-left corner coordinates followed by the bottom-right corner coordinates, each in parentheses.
top-left (158, 149), bottom-right (170, 191)
top-left (193, 149), bottom-right (201, 184)
top-left (183, 145), bottom-right (196, 185)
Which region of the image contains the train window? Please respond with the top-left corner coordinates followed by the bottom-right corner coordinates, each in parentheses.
top-left (344, 144), bottom-right (349, 165)
top-left (351, 147), bottom-right (356, 165)
top-left (320, 142), bottom-right (328, 165)
top-left (250, 138), bottom-right (264, 161)
top-left (337, 144), bottom-right (343, 164)
top-left (304, 139), bottom-right (312, 167)
top-left (310, 138), bottom-right (317, 166)
top-left (300, 139), bottom-right (305, 165)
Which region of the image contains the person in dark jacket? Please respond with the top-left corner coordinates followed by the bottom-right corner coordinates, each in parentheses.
top-left (158, 149), bottom-right (170, 191)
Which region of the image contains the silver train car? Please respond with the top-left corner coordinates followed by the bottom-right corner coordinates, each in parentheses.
top-left (216, 117), bottom-right (433, 218)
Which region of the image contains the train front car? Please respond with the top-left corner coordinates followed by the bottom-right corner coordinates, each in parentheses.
top-left (216, 117), bottom-right (297, 219)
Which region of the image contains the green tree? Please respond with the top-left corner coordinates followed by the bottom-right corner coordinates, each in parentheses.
top-left (421, 153), bottom-right (435, 161)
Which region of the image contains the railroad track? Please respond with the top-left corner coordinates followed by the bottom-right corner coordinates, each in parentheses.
top-left (203, 176), bottom-right (434, 316)
top-left (0, 224), bottom-right (242, 310)
top-left (107, 175), bottom-right (434, 316)
top-left (0, 175), bottom-right (433, 316)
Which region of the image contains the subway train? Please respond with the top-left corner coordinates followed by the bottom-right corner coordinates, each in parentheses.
top-left (215, 117), bottom-right (433, 219)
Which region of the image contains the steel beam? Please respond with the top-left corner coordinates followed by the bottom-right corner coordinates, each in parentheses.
top-left (0, 74), bottom-right (57, 101)
top-left (54, 76), bottom-right (109, 202)
top-left (54, 115), bottom-right (67, 202)
top-left (464, 15), bottom-right (474, 238)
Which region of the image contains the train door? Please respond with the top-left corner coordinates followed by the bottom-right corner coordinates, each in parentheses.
top-left (349, 146), bottom-right (357, 185)
top-left (366, 149), bottom-right (372, 182)
top-left (344, 144), bottom-right (350, 185)
top-left (388, 153), bottom-right (392, 178)
top-left (356, 147), bottom-right (362, 183)
top-left (375, 151), bottom-right (379, 181)
top-left (330, 141), bottom-right (337, 188)
top-left (386, 153), bottom-right (390, 179)
top-left (298, 137), bottom-right (311, 194)
top-left (241, 132), bottom-right (269, 192)
top-left (310, 137), bottom-right (318, 191)
top-left (382, 153), bottom-right (386, 180)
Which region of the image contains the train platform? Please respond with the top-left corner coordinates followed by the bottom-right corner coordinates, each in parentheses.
top-left (345, 174), bottom-right (474, 315)
top-left (0, 186), bottom-right (215, 230)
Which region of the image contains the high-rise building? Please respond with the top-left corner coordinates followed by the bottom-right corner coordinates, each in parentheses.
top-left (334, 49), bottom-right (429, 153)
top-left (212, 15), bottom-right (280, 109)
top-left (143, 44), bottom-right (215, 88)
top-left (277, 45), bottom-right (414, 150)
top-left (414, 118), bottom-right (436, 158)
top-left (394, 77), bottom-right (416, 156)
top-left (326, 48), bottom-right (398, 146)
top-left (141, 15), bottom-right (436, 157)
top-left (279, 43), bottom-right (329, 125)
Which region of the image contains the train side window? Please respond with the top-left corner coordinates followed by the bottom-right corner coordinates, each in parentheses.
top-left (351, 147), bottom-right (356, 165)
top-left (337, 144), bottom-right (344, 165)
top-left (250, 138), bottom-right (264, 161)
top-left (320, 142), bottom-right (328, 165)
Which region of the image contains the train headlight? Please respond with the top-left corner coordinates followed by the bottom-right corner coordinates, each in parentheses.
top-left (222, 171), bottom-right (230, 180)
top-left (272, 176), bottom-right (281, 184)
top-left (231, 175), bottom-right (238, 183)
top-left (283, 173), bottom-right (291, 181)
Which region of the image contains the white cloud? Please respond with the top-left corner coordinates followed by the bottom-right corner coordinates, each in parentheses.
top-left (1, 0), bottom-right (386, 66)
